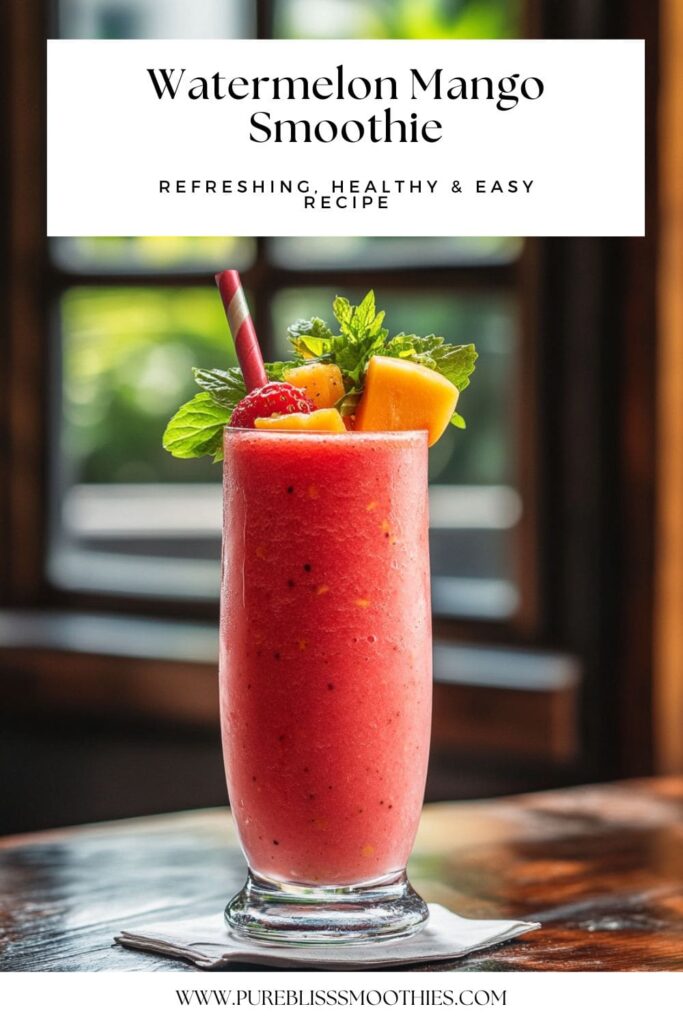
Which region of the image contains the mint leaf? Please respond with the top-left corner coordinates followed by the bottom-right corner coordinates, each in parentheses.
top-left (385, 335), bottom-right (478, 393)
top-left (287, 316), bottom-right (335, 358)
top-left (336, 389), bottom-right (362, 418)
top-left (334, 290), bottom-right (387, 346)
top-left (290, 335), bottom-right (332, 360)
top-left (356, 289), bottom-right (374, 316)
top-left (451, 411), bottom-right (466, 429)
top-left (162, 392), bottom-right (230, 460)
top-left (384, 333), bottom-right (443, 361)
top-left (193, 366), bottom-right (246, 409)
top-left (265, 358), bottom-right (307, 381)
top-left (194, 360), bottom-right (310, 405)
top-left (287, 315), bottom-right (333, 342)
top-left (328, 290), bottom-right (389, 386)
top-left (332, 296), bottom-right (353, 329)
top-left (429, 343), bottom-right (478, 393)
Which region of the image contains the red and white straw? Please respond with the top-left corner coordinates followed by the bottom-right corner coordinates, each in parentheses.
top-left (215, 270), bottom-right (268, 393)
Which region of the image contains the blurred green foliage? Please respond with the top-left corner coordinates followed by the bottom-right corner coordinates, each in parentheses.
top-left (275, 0), bottom-right (518, 40)
top-left (53, 236), bottom-right (254, 273)
top-left (62, 287), bottom-right (236, 484)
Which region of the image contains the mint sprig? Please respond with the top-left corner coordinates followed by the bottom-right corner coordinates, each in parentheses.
top-left (162, 392), bottom-right (231, 462)
top-left (192, 366), bottom-right (246, 407)
top-left (163, 289), bottom-right (477, 461)
top-left (382, 333), bottom-right (477, 428)
top-left (163, 359), bottom-right (310, 460)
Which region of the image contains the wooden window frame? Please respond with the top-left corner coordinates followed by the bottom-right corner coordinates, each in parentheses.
top-left (0, 0), bottom-right (660, 786)
top-left (6, 0), bottom-right (540, 644)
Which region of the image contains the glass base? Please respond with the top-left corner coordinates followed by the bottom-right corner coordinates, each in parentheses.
top-left (225, 869), bottom-right (429, 945)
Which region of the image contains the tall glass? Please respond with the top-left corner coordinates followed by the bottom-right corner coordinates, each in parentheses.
top-left (219, 428), bottom-right (432, 942)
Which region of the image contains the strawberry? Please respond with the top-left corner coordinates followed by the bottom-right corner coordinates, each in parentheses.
top-left (230, 382), bottom-right (314, 428)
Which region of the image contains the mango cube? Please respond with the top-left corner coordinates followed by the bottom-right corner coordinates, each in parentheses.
top-left (354, 356), bottom-right (459, 447)
top-left (254, 408), bottom-right (347, 433)
top-left (283, 363), bottom-right (345, 409)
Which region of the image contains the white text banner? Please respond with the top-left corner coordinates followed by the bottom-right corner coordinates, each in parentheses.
top-left (47, 39), bottom-right (644, 236)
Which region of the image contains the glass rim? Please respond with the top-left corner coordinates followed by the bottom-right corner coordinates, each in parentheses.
top-left (224, 426), bottom-right (428, 442)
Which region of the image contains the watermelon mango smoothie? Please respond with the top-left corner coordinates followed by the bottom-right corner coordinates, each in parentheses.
top-left (219, 428), bottom-right (431, 887)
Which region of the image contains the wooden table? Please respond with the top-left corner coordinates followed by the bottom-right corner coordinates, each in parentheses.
top-left (1, 778), bottom-right (681, 971)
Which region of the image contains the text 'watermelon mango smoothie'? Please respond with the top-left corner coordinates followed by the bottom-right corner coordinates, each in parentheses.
top-left (163, 275), bottom-right (477, 942)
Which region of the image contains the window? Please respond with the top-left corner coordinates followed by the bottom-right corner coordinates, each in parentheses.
top-left (48, 0), bottom-right (529, 626)
top-left (4, 0), bottom-right (658, 799)
top-left (56, 0), bottom-right (253, 39)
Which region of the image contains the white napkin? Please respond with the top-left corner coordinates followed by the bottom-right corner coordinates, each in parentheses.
top-left (115, 904), bottom-right (539, 970)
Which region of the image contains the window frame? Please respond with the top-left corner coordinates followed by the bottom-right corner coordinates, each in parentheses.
top-left (0, 0), bottom-right (660, 787)
top-left (41, 0), bottom-right (540, 641)
top-left (46, 246), bottom-right (536, 639)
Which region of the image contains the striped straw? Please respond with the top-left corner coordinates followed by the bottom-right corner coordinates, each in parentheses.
top-left (215, 270), bottom-right (268, 393)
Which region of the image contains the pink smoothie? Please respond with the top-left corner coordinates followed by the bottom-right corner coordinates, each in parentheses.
top-left (220, 428), bottom-right (432, 886)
